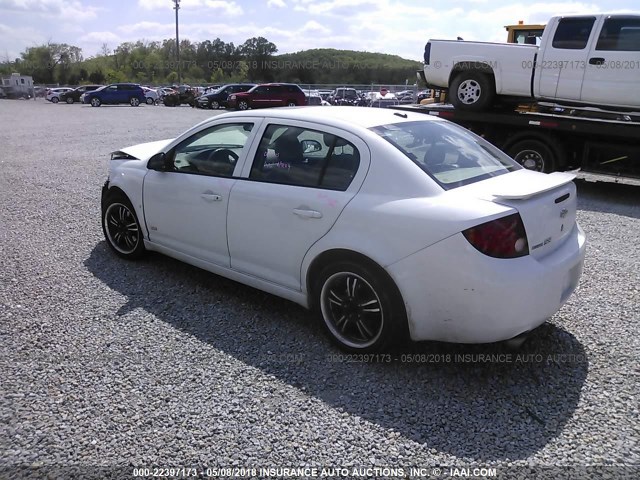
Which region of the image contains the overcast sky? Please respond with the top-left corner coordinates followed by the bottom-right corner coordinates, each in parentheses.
top-left (1, 0), bottom-right (638, 62)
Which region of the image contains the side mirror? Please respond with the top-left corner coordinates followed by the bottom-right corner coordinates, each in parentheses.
top-left (147, 152), bottom-right (171, 171)
top-left (301, 139), bottom-right (322, 154)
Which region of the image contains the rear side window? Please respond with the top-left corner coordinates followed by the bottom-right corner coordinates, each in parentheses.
top-left (250, 124), bottom-right (360, 191)
top-left (552, 17), bottom-right (596, 49)
top-left (370, 120), bottom-right (520, 190)
top-left (596, 17), bottom-right (640, 51)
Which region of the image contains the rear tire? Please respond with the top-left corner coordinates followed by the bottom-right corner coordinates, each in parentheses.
top-left (450, 71), bottom-right (495, 111)
top-left (313, 260), bottom-right (407, 353)
top-left (287, 100), bottom-right (297, 107)
top-left (146, 97), bottom-right (154, 105)
top-left (65, 97), bottom-right (74, 104)
top-left (102, 193), bottom-right (146, 260)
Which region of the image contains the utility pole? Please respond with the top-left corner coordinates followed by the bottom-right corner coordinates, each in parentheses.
top-left (173, 0), bottom-right (181, 85)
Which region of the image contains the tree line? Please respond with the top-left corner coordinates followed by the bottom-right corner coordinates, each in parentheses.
top-left (0, 37), bottom-right (422, 86)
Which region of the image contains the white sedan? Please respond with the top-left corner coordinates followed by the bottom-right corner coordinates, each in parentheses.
top-left (101, 107), bottom-right (586, 352)
top-left (46, 87), bottom-right (73, 103)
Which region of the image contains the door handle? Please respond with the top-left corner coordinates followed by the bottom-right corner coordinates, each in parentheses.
top-left (293, 208), bottom-right (323, 219)
top-left (588, 57), bottom-right (605, 65)
top-left (201, 193), bottom-right (222, 202)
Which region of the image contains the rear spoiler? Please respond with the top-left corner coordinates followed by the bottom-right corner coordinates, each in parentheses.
top-left (491, 172), bottom-right (575, 200)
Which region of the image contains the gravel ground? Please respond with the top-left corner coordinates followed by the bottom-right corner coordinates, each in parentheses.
top-left (0, 100), bottom-right (638, 479)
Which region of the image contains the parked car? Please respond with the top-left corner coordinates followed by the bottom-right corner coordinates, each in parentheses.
top-left (305, 92), bottom-right (330, 106)
top-left (46, 87), bottom-right (73, 103)
top-left (163, 85), bottom-right (197, 107)
top-left (59, 85), bottom-right (103, 104)
top-left (83, 83), bottom-right (146, 107)
top-left (227, 83), bottom-right (307, 110)
top-left (196, 83), bottom-right (256, 109)
top-left (329, 88), bottom-right (359, 105)
top-left (141, 87), bottom-right (159, 105)
top-left (101, 106), bottom-right (586, 353)
top-left (318, 90), bottom-right (333, 101)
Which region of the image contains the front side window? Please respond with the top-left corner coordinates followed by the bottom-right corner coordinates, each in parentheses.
top-left (250, 124), bottom-right (360, 190)
top-left (596, 17), bottom-right (640, 51)
top-left (552, 17), bottom-right (596, 49)
top-left (370, 120), bottom-right (520, 190)
top-left (170, 123), bottom-right (254, 177)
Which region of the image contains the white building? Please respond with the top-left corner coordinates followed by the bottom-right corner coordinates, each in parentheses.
top-left (1, 73), bottom-right (34, 98)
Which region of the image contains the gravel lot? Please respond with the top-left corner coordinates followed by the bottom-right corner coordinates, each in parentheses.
top-left (1, 99), bottom-right (638, 479)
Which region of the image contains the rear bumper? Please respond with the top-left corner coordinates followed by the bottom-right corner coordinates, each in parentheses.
top-left (387, 222), bottom-right (586, 344)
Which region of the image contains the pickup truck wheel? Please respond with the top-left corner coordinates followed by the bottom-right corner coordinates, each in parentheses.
top-left (450, 72), bottom-right (495, 111)
top-left (507, 139), bottom-right (557, 173)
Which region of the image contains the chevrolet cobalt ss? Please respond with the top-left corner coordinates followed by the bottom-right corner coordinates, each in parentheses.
top-left (101, 107), bottom-right (586, 352)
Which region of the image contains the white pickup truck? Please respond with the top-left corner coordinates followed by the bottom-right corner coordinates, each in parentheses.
top-left (422, 13), bottom-right (640, 111)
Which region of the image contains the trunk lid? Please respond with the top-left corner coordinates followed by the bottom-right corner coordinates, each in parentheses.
top-left (456, 170), bottom-right (578, 259)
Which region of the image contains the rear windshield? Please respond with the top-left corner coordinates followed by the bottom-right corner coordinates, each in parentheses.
top-left (370, 120), bottom-right (520, 189)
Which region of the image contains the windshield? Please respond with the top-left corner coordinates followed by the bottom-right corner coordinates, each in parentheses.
top-left (370, 120), bottom-right (521, 189)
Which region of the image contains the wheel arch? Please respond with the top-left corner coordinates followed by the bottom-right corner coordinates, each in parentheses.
top-left (449, 63), bottom-right (498, 92)
top-left (102, 169), bottom-right (149, 239)
top-left (305, 250), bottom-right (405, 308)
top-left (305, 248), bottom-right (410, 346)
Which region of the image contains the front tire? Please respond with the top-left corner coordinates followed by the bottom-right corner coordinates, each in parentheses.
top-left (130, 97), bottom-right (140, 107)
top-left (314, 260), bottom-right (406, 352)
top-left (90, 97), bottom-right (101, 107)
top-left (51, 97), bottom-right (59, 104)
top-left (450, 71), bottom-right (495, 111)
top-left (237, 100), bottom-right (249, 110)
top-left (102, 194), bottom-right (146, 259)
top-left (286, 100), bottom-right (297, 107)
top-left (66, 97), bottom-right (74, 104)
top-left (210, 100), bottom-right (220, 109)
top-left (146, 97), bottom-right (154, 105)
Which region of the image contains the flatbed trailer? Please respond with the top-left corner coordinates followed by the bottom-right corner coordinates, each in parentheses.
top-left (390, 103), bottom-right (640, 182)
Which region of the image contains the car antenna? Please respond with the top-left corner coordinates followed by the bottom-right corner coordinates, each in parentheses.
top-left (394, 112), bottom-right (408, 118)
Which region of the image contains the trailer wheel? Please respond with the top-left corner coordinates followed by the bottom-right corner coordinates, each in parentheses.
top-left (506, 139), bottom-right (558, 173)
top-left (450, 71), bottom-right (495, 111)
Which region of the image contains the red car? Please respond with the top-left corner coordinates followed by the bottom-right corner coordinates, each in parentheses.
top-left (227, 83), bottom-right (307, 110)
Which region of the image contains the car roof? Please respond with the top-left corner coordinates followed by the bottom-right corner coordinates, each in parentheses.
top-left (214, 106), bottom-right (439, 130)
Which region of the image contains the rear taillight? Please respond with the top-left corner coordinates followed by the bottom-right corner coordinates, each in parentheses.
top-left (462, 213), bottom-right (528, 259)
